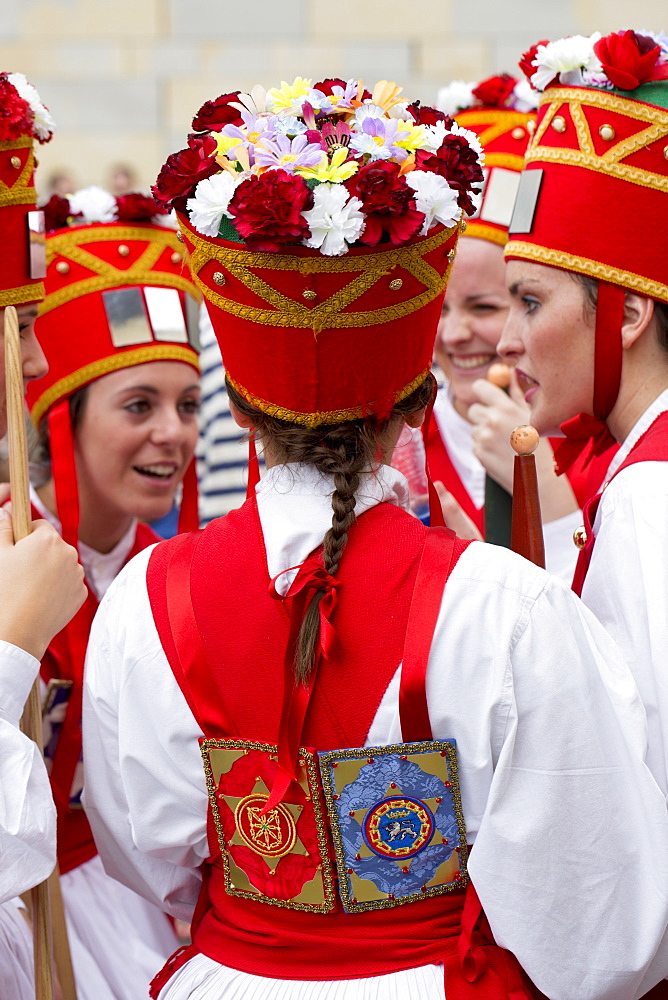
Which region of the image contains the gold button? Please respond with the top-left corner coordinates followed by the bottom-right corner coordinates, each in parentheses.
top-left (459, 218), bottom-right (467, 233)
top-left (511, 127), bottom-right (525, 140)
top-left (447, 249), bottom-right (456, 261)
top-left (551, 115), bottom-right (566, 133)
top-left (302, 289), bottom-right (317, 300)
top-left (176, 230), bottom-right (184, 242)
top-left (663, 146), bottom-right (668, 160)
top-left (117, 244), bottom-right (130, 257)
top-left (55, 260), bottom-right (70, 275)
top-left (599, 124), bottom-right (615, 141)
top-left (212, 271), bottom-right (225, 285)
top-left (171, 252), bottom-right (181, 264)
top-left (573, 526), bottom-right (587, 550)
top-left (389, 278), bottom-right (403, 291)
top-left (10, 155), bottom-right (21, 169)
top-left (527, 119), bottom-right (536, 134)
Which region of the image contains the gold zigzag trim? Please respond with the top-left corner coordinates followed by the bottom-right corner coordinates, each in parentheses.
top-left (456, 109), bottom-right (535, 151)
top-left (185, 223), bottom-right (458, 330)
top-left (504, 241), bottom-right (668, 305)
top-left (0, 282), bottom-right (44, 307)
top-left (227, 369), bottom-right (431, 428)
top-left (463, 221), bottom-right (508, 246)
top-left (528, 87), bottom-right (668, 191)
top-left (0, 139), bottom-right (36, 207)
top-left (41, 225), bottom-right (198, 315)
top-left (30, 344), bottom-right (200, 426)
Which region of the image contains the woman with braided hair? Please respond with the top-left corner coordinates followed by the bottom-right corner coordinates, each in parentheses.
top-left (83, 76), bottom-right (668, 1000)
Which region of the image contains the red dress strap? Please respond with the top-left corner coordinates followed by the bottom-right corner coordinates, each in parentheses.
top-left (423, 412), bottom-right (485, 534)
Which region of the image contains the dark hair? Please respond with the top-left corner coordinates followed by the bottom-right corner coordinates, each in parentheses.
top-left (34, 384), bottom-right (89, 473)
top-left (227, 375), bottom-right (434, 682)
top-left (570, 272), bottom-right (668, 354)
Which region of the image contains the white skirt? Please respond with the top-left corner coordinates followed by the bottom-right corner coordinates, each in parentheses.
top-left (158, 954), bottom-right (445, 1000)
top-left (61, 854), bottom-right (179, 1000)
top-left (0, 897), bottom-right (35, 1000)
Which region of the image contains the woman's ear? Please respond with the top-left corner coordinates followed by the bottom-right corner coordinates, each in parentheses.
top-left (405, 406), bottom-right (428, 429)
top-left (229, 399), bottom-right (254, 429)
top-left (622, 293), bottom-right (655, 350)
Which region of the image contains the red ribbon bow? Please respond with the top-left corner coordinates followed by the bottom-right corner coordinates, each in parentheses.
top-left (552, 412), bottom-right (618, 476)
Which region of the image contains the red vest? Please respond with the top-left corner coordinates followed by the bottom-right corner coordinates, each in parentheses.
top-left (146, 496), bottom-right (540, 999)
top-left (40, 518), bottom-right (160, 874)
top-left (572, 411), bottom-right (668, 596)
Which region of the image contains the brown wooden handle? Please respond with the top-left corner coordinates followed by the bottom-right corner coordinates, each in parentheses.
top-left (510, 426), bottom-right (545, 569)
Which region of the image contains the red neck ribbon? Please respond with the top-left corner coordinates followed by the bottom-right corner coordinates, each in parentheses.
top-left (553, 282), bottom-right (624, 476)
top-left (177, 456), bottom-right (200, 533)
top-left (48, 400), bottom-right (80, 551)
top-left (246, 433), bottom-right (261, 499)
top-left (265, 558), bottom-right (340, 810)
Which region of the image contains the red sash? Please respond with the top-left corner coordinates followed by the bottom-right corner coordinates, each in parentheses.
top-left (423, 413), bottom-right (485, 534)
top-left (146, 497), bottom-right (537, 998)
top-left (572, 411), bottom-right (668, 596)
top-left (40, 518), bottom-right (160, 874)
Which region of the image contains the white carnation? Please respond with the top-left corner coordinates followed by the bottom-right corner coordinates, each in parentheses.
top-left (387, 101), bottom-right (413, 121)
top-left (436, 80), bottom-right (476, 115)
top-left (187, 172), bottom-right (238, 238)
top-left (68, 186), bottom-right (117, 224)
top-left (448, 121), bottom-right (485, 165)
top-left (420, 121), bottom-right (449, 153)
top-left (511, 78), bottom-right (539, 112)
top-left (302, 184), bottom-right (365, 257)
top-left (531, 33), bottom-right (602, 92)
top-left (405, 170), bottom-right (460, 234)
top-left (7, 72), bottom-right (56, 141)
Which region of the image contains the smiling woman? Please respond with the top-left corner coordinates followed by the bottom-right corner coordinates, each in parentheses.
top-left (23, 187), bottom-right (201, 1000)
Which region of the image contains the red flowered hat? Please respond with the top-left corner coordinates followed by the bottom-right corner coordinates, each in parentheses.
top-left (0, 72), bottom-right (55, 308)
top-left (437, 74), bottom-right (538, 246)
top-left (26, 188), bottom-right (202, 541)
top-left (505, 30), bottom-right (668, 471)
top-left (153, 77), bottom-right (484, 429)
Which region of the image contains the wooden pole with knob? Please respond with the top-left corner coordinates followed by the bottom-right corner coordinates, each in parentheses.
top-left (510, 424), bottom-right (545, 569)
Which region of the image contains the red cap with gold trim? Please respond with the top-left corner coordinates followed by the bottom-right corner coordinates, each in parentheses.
top-left (26, 188), bottom-right (200, 427)
top-left (152, 77), bottom-right (485, 429)
top-left (505, 32), bottom-right (668, 303)
top-left (437, 74), bottom-right (538, 246)
top-left (0, 72), bottom-right (55, 308)
top-left (504, 30), bottom-right (668, 471)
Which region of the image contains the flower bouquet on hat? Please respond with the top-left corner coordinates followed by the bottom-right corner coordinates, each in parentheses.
top-left (153, 77), bottom-right (485, 427)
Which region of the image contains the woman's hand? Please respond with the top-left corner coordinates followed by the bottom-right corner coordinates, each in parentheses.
top-left (0, 510), bottom-right (86, 659)
top-left (434, 482), bottom-right (483, 540)
top-left (467, 371), bottom-right (530, 492)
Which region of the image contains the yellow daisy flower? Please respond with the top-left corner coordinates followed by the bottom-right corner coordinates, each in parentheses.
top-left (267, 77), bottom-right (313, 113)
top-left (297, 147), bottom-right (359, 183)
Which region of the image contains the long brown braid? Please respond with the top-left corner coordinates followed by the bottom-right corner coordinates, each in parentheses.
top-left (226, 376), bottom-right (435, 682)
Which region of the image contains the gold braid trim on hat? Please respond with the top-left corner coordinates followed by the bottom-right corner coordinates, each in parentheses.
top-left (226, 369), bottom-right (431, 428)
top-left (0, 282), bottom-right (44, 307)
top-left (186, 222), bottom-right (457, 331)
top-left (0, 137), bottom-right (36, 207)
top-left (30, 344), bottom-right (200, 426)
top-left (462, 222), bottom-right (508, 247)
top-left (482, 152), bottom-right (526, 172)
top-left (455, 109), bottom-right (535, 151)
top-left (40, 225), bottom-right (199, 315)
top-left (504, 242), bottom-right (668, 305)
top-left (528, 87), bottom-right (668, 192)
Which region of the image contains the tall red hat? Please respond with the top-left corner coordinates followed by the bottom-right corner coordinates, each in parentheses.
top-left (438, 74), bottom-right (538, 246)
top-left (504, 30), bottom-right (668, 469)
top-left (153, 77), bottom-right (485, 432)
top-left (25, 189), bottom-right (202, 540)
top-left (0, 72), bottom-right (55, 308)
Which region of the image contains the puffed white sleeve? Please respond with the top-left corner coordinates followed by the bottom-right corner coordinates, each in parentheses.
top-left (466, 564), bottom-right (668, 1000)
top-left (82, 547), bottom-right (209, 921)
top-left (0, 641), bottom-right (56, 902)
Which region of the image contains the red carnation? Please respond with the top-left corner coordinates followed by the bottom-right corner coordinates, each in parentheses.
top-left (152, 135), bottom-right (219, 213)
top-left (594, 30), bottom-right (665, 90)
top-left (416, 136), bottom-right (483, 216)
top-left (192, 92), bottom-right (243, 132)
top-left (116, 192), bottom-right (167, 222)
top-left (315, 78), bottom-right (372, 101)
top-left (227, 170), bottom-right (313, 252)
top-left (407, 101), bottom-right (454, 128)
top-left (472, 74), bottom-right (518, 108)
top-left (519, 41), bottom-right (549, 87)
top-left (0, 75), bottom-right (32, 142)
top-left (345, 161), bottom-right (423, 247)
top-left (42, 195), bottom-right (73, 232)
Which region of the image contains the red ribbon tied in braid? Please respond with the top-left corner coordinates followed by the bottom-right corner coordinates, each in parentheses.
top-left (552, 283), bottom-right (624, 476)
top-left (264, 558), bottom-right (340, 810)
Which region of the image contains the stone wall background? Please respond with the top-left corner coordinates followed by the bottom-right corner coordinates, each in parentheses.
top-left (2, 0), bottom-right (665, 196)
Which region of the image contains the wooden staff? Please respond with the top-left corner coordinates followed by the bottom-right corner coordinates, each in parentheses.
top-left (510, 424), bottom-right (545, 568)
top-left (483, 362), bottom-right (513, 547)
top-left (6, 306), bottom-right (79, 1000)
top-left (5, 305), bottom-right (54, 1000)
